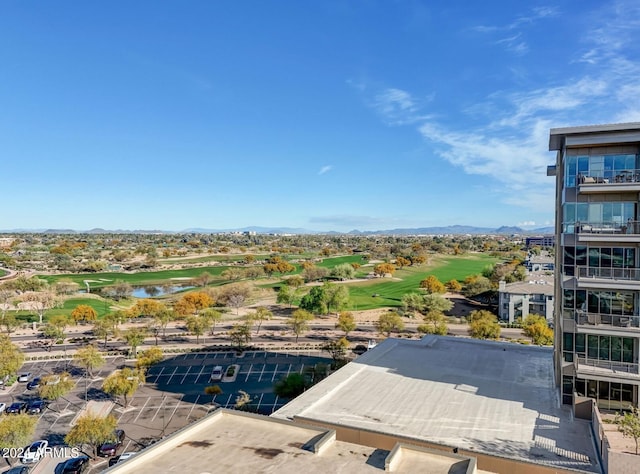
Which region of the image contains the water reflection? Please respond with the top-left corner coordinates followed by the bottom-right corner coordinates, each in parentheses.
top-left (131, 285), bottom-right (194, 298)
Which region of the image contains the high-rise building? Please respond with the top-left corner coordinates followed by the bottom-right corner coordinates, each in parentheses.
top-left (549, 123), bottom-right (640, 409)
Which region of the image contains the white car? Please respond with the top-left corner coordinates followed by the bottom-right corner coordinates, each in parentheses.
top-left (17, 373), bottom-right (32, 383)
top-left (210, 366), bottom-right (223, 382)
top-left (0, 403), bottom-right (6, 414)
top-left (21, 440), bottom-right (48, 463)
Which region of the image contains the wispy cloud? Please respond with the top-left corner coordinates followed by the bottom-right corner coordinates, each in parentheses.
top-left (358, 2), bottom-right (640, 217)
top-left (472, 6), bottom-right (558, 54)
top-left (318, 165), bottom-right (333, 175)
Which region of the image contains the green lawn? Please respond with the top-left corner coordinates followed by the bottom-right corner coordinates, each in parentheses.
top-left (46, 297), bottom-right (113, 319)
top-left (0, 269), bottom-right (7, 278)
top-left (345, 254), bottom-right (501, 310)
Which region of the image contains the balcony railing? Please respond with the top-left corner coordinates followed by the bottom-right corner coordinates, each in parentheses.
top-left (573, 310), bottom-right (640, 328)
top-left (575, 357), bottom-right (639, 376)
top-left (576, 266), bottom-right (640, 282)
top-left (579, 170), bottom-right (640, 185)
top-left (576, 220), bottom-right (640, 235)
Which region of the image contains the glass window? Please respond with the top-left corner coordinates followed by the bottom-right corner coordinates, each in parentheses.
top-left (588, 335), bottom-right (599, 359)
top-left (611, 337), bottom-right (623, 362)
top-left (562, 376), bottom-right (574, 395)
top-left (623, 338), bottom-right (634, 363)
top-left (563, 332), bottom-right (574, 351)
top-left (576, 333), bottom-right (586, 355)
top-left (599, 336), bottom-right (610, 360)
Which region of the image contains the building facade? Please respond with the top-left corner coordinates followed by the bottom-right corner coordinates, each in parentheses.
top-left (498, 276), bottom-right (554, 324)
top-left (550, 123), bottom-right (640, 409)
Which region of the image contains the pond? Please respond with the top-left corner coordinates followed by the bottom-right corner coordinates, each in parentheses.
top-left (131, 285), bottom-right (195, 298)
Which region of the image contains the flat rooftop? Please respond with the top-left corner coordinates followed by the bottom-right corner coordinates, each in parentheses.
top-left (274, 336), bottom-right (600, 473)
top-left (105, 409), bottom-right (482, 473)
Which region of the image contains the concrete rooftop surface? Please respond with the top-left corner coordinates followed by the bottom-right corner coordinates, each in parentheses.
top-left (104, 409), bottom-right (484, 473)
top-left (274, 336), bottom-right (600, 473)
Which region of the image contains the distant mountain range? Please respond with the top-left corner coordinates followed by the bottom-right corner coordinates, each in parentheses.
top-left (0, 225), bottom-right (555, 235)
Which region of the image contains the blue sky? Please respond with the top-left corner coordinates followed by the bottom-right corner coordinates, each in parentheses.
top-left (2, 1), bottom-right (639, 232)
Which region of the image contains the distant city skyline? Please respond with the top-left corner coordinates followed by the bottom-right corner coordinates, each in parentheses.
top-left (2, 1), bottom-right (639, 232)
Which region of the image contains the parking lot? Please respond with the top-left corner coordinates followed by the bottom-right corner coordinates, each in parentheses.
top-left (145, 350), bottom-right (331, 413)
top-left (0, 349), bottom-right (331, 473)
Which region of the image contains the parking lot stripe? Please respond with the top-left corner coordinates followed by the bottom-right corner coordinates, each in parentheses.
top-left (224, 393), bottom-right (233, 408)
top-left (259, 364), bottom-right (265, 382)
top-left (195, 364), bottom-right (206, 384)
top-left (179, 366), bottom-right (192, 385)
top-left (271, 364), bottom-right (278, 382)
top-left (256, 393), bottom-right (264, 411)
top-left (245, 364), bottom-right (252, 382)
top-left (133, 397), bottom-right (151, 422)
top-left (166, 366), bottom-right (180, 385)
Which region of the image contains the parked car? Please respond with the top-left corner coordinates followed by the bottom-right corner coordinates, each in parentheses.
top-left (98, 429), bottom-right (125, 456)
top-left (1, 466), bottom-right (31, 474)
top-left (352, 345), bottom-right (368, 355)
top-left (60, 455), bottom-right (90, 474)
top-left (6, 402), bottom-right (27, 414)
top-left (21, 440), bottom-right (48, 463)
top-left (108, 452), bottom-right (135, 467)
top-left (0, 403), bottom-right (6, 414)
top-left (27, 399), bottom-right (47, 415)
top-left (26, 377), bottom-right (41, 390)
top-left (17, 373), bottom-right (32, 383)
top-left (210, 366), bottom-right (223, 382)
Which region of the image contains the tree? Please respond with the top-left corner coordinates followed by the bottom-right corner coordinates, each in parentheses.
top-left (395, 256), bottom-right (411, 268)
top-left (194, 272), bottom-right (214, 288)
top-left (136, 346), bottom-right (163, 370)
top-left (463, 275), bottom-right (493, 297)
top-left (274, 373), bottom-right (309, 399)
top-left (616, 406), bottom-right (640, 455)
top-left (38, 372), bottom-right (74, 405)
top-left (302, 266), bottom-right (329, 282)
top-left (185, 315), bottom-right (206, 343)
top-left (129, 299), bottom-right (165, 319)
top-left (336, 311), bottom-right (357, 338)
top-left (322, 337), bottom-right (349, 364)
top-left (422, 293), bottom-right (454, 314)
top-left (201, 308), bottom-right (222, 335)
top-left (54, 279), bottom-right (80, 295)
top-left (284, 275), bottom-right (304, 287)
top-left (234, 390), bottom-right (254, 410)
top-left (181, 292), bottom-right (214, 312)
top-left (276, 285), bottom-right (296, 308)
top-left (330, 263), bottom-right (356, 280)
top-left (217, 283), bottom-right (251, 314)
top-left (204, 385), bottom-right (223, 404)
top-left (521, 314), bottom-right (553, 345)
top-left (122, 328), bottom-right (147, 357)
top-left (41, 324), bottom-right (65, 351)
top-left (1, 313), bottom-right (20, 334)
top-left (154, 308), bottom-right (175, 337)
top-left (324, 283), bottom-right (350, 314)
top-left (106, 280), bottom-right (132, 301)
top-left (417, 311), bottom-right (448, 335)
top-left (299, 286), bottom-right (328, 315)
top-left (229, 323), bottom-right (252, 350)
top-left (65, 414), bottom-right (117, 459)
top-left (288, 309), bottom-right (314, 343)
top-left (92, 319), bottom-right (113, 348)
top-left (22, 291), bottom-right (58, 324)
top-left (250, 306), bottom-right (272, 334)
top-left (446, 279), bottom-right (463, 292)
top-left (73, 345), bottom-right (105, 378)
top-left (468, 310), bottom-right (501, 339)
top-left (401, 293), bottom-right (425, 316)
top-left (71, 304), bottom-right (98, 324)
top-left (373, 263), bottom-right (396, 277)
top-left (375, 312), bottom-right (405, 337)
top-left (0, 414), bottom-right (37, 464)
top-left (102, 368), bottom-right (145, 407)
top-left (420, 275), bottom-right (446, 294)
top-left (0, 334), bottom-right (23, 379)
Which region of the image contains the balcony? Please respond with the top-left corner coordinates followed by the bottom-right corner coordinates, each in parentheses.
top-left (576, 266), bottom-right (640, 290)
top-left (576, 220), bottom-right (640, 243)
top-left (574, 311), bottom-right (640, 334)
top-left (578, 170), bottom-right (640, 193)
top-left (575, 357), bottom-right (640, 381)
